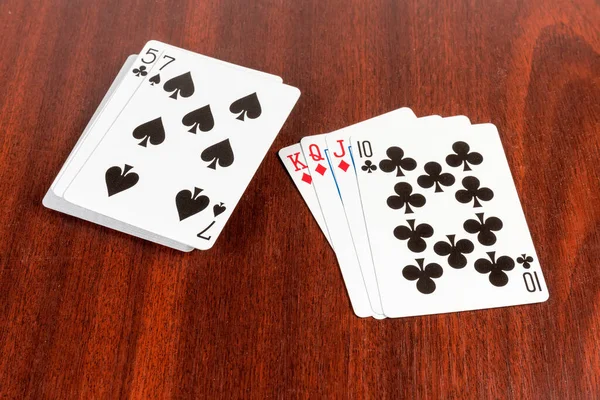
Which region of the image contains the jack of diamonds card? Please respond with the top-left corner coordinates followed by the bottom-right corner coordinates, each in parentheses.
top-left (324, 107), bottom-right (418, 316)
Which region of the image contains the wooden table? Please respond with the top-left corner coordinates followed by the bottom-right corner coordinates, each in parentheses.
top-left (1, 0), bottom-right (598, 398)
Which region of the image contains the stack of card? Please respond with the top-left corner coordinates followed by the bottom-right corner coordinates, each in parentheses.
top-left (280, 108), bottom-right (549, 318)
top-left (44, 41), bottom-right (300, 251)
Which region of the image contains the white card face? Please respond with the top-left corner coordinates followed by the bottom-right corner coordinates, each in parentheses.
top-left (324, 107), bottom-right (417, 315)
top-left (278, 144), bottom-right (332, 247)
top-left (354, 120), bottom-right (549, 318)
top-left (64, 46), bottom-right (300, 250)
top-left (49, 54), bottom-right (139, 192)
top-left (300, 134), bottom-right (375, 318)
top-left (43, 55), bottom-right (193, 252)
top-left (52, 41), bottom-right (282, 198)
top-left (52, 42), bottom-right (172, 197)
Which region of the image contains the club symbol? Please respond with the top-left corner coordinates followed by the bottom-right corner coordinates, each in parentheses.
top-left (455, 176), bottom-right (494, 207)
top-left (417, 161), bottom-right (455, 193)
top-left (213, 202), bottom-right (226, 217)
top-left (475, 251), bottom-right (515, 287)
top-left (361, 160), bottom-right (377, 173)
top-left (463, 212), bottom-right (502, 245)
top-left (434, 234), bottom-right (474, 269)
top-left (446, 141), bottom-right (483, 171)
top-left (163, 72), bottom-right (195, 99)
top-left (387, 182), bottom-right (426, 214)
top-left (379, 146), bottom-right (416, 177)
top-left (132, 65), bottom-right (148, 77)
top-left (403, 258), bottom-right (443, 294)
top-left (132, 117), bottom-right (166, 147)
top-left (175, 187), bottom-right (209, 221)
top-left (517, 254), bottom-right (534, 269)
top-left (230, 92), bottom-right (262, 121)
top-left (393, 219), bottom-right (434, 253)
top-left (105, 164), bottom-right (139, 197)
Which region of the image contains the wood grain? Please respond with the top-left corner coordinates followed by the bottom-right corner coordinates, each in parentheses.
top-left (1, 0), bottom-right (599, 398)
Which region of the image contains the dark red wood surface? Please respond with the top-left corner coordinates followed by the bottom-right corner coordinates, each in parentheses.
top-left (1, 0), bottom-right (599, 398)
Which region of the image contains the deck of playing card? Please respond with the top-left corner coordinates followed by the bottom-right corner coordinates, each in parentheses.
top-left (280, 108), bottom-right (549, 318)
top-left (44, 41), bottom-right (300, 251)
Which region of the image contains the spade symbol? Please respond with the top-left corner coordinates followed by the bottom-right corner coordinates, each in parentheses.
top-left (182, 105), bottom-right (214, 133)
top-left (163, 72), bottom-right (195, 99)
top-left (213, 202), bottom-right (226, 217)
top-left (149, 74), bottom-right (161, 86)
top-left (201, 139), bottom-right (234, 169)
top-left (105, 164), bottom-right (139, 196)
top-left (229, 92), bottom-right (262, 121)
top-left (175, 187), bottom-right (209, 221)
top-left (132, 117), bottom-right (166, 147)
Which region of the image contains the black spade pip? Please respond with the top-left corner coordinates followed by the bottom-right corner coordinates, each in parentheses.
top-left (163, 72), bottom-right (195, 99)
top-left (201, 139), bottom-right (234, 170)
top-left (105, 164), bottom-right (139, 197)
top-left (213, 202), bottom-right (226, 217)
top-left (132, 117), bottom-right (165, 147)
top-left (175, 187), bottom-right (209, 221)
top-left (149, 74), bottom-right (161, 85)
top-left (229, 92), bottom-right (262, 121)
top-left (182, 105), bottom-right (214, 133)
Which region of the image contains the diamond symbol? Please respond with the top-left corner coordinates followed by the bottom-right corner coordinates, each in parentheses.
top-left (301, 173), bottom-right (312, 184)
top-left (315, 164), bottom-right (327, 175)
top-left (338, 160), bottom-right (350, 172)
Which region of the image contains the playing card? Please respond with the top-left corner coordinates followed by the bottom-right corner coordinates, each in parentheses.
top-left (51, 41), bottom-right (282, 199)
top-left (50, 55), bottom-right (138, 191)
top-left (323, 107), bottom-right (417, 315)
top-left (43, 55), bottom-right (194, 252)
top-left (300, 134), bottom-right (376, 318)
top-left (63, 45), bottom-right (300, 250)
top-left (354, 118), bottom-right (548, 318)
top-left (46, 41), bottom-right (284, 251)
top-left (325, 113), bottom-right (470, 316)
top-left (278, 144), bottom-right (332, 247)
